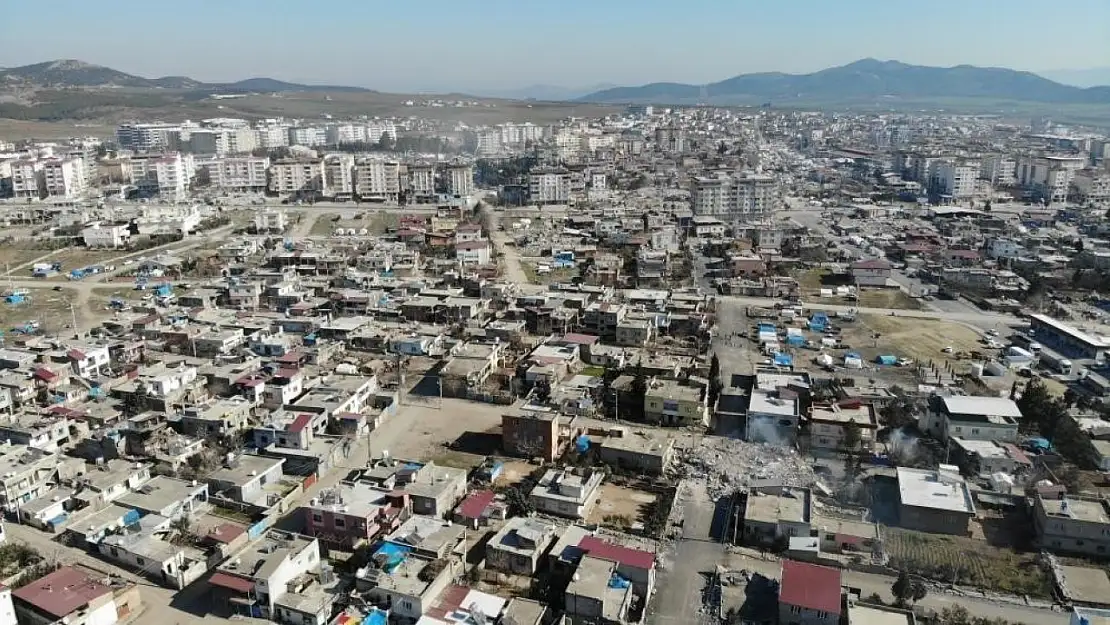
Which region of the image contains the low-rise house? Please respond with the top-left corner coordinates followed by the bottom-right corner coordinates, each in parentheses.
top-left (849, 259), bottom-right (892, 286)
top-left (739, 488), bottom-right (812, 546)
top-left (98, 517), bottom-right (209, 589)
top-left (502, 410), bottom-right (561, 461)
top-left (207, 454), bottom-right (286, 506)
top-left (0, 444), bottom-right (85, 507)
top-left (115, 475), bottom-right (209, 519)
top-left (12, 566), bottom-right (141, 625)
top-left (597, 430), bottom-right (675, 475)
top-left (179, 397), bottom-right (252, 437)
top-left (919, 395), bottom-right (1021, 443)
top-left (745, 370), bottom-right (811, 446)
top-left (564, 555), bottom-right (633, 625)
top-left (949, 438), bottom-right (1033, 480)
top-left (896, 465), bottom-right (975, 536)
top-left (65, 343), bottom-right (111, 378)
top-left (19, 487), bottom-right (75, 530)
top-left (357, 542), bottom-right (463, 622)
top-left (302, 481), bottom-right (409, 548)
top-left (808, 402), bottom-right (877, 452)
top-left (1034, 493), bottom-right (1110, 557)
top-left (530, 468), bottom-right (604, 519)
top-left (778, 560), bottom-right (842, 625)
top-left (209, 531), bottom-right (321, 620)
top-left (643, 379), bottom-right (707, 427)
top-left (486, 517), bottom-right (558, 575)
top-left (76, 459), bottom-right (152, 509)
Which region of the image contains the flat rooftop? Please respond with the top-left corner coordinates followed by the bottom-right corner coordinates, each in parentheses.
top-left (745, 490), bottom-right (809, 525)
top-left (307, 481), bottom-right (394, 518)
top-left (896, 467), bottom-right (974, 515)
top-left (810, 403), bottom-right (875, 426)
top-left (748, 388), bottom-right (798, 417)
top-left (951, 438), bottom-right (1008, 459)
top-left (940, 395), bottom-right (1022, 419)
top-left (848, 603), bottom-right (916, 625)
top-left (1041, 496), bottom-right (1110, 524)
top-left (116, 476), bottom-right (205, 514)
top-left (208, 455), bottom-right (284, 486)
top-left (1057, 564), bottom-right (1110, 605)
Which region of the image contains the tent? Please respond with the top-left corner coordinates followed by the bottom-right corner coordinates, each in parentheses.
top-left (875, 355), bottom-right (897, 365)
top-left (773, 352), bottom-right (793, 368)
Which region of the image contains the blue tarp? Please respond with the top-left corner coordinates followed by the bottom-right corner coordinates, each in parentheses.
top-left (576, 435), bottom-right (591, 453)
top-left (363, 610), bottom-right (389, 625)
top-left (758, 323), bottom-right (776, 333)
top-left (373, 542), bottom-right (413, 573)
top-left (609, 572), bottom-right (631, 589)
top-left (1023, 437), bottom-right (1052, 451)
top-left (846, 352), bottom-right (862, 359)
top-left (875, 355), bottom-right (897, 365)
top-left (786, 335), bottom-right (805, 346)
top-left (773, 353), bottom-right (793, 367)
top-left (122, 509), bottom-right (142, 525)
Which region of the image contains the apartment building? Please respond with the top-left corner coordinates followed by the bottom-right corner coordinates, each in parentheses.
top-left (326, 124), bottom-right (367, 145)
top-left (1034, 493), bottom-right (1110, 557)
top-left (130, 153), bottom-right (194, 199)
top-left (117, 122), bottom-right (181, 152)
top-left (529, 168), bottom-right (572, 205)
top-left (210, 532), bottom-right (321, 620)
top-left (692, 172), bottom-right (778, 223)
top-left (354, 158), bottom-right (402, 201)
top-left (9, 160), bottom-right (43, 199)
top-left (644, 379), bottom-right (707, 427)
top-left (203, 156), bottom-right (270, 192)
top-left (255, 125), bottom-right (290, 149)
top-left (980, 154), bottom-right (1017, 186)
top-left (446, 163), bottom-right (474, 198)
top-left (253, 209), bottom-right (288, 233)
top-left (1072, 171), bottom-right (1110, 207)
top-left (40, 158), bottom-right (86, 199)
top-left (287, 126), bottom-right (327, 147)
top-left (324, 154), bottom-right (355, 198)
top-left (269, 158), bottom-right (327, 198)
top-left (409, 164), bottom-right (436, 202)
top-left (931, 160), bottom-right (978, 199)
top-left (1017, 155), bottom-right (1086, 203)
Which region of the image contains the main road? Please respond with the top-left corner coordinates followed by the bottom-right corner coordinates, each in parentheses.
top-left (719, 294), bottom-right (1023, 328)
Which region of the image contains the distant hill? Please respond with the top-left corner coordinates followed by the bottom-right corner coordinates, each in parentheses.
top-left (579, 59), bottom-right (1110, 106)
top-left (0, 59), bottom-right (373, 93)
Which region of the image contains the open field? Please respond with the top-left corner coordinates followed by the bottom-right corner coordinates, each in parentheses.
top-left (857, 289), bottom-right (922, 310)
top-left (0, 288), bottom-right (78, 333)
top-left (521, 263), bottom-right (575, 285)
top-left (0, 88), bottom-right (620, 140)
top-left (883, 527), bottom-right (1052, 598)
top-left (849, 314), bottom-right (982, 366)
top-left (387, 398), bottom-right (504, 467)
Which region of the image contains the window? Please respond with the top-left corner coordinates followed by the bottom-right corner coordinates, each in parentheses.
top-left (402, 601), bottom-right (414, 611)
top-left (971, 428), bottom-right (980, 435)
top-left (790, 605), bottom-right (801, 614)
top-left (312, 513), bottom-right (323, 524)
top-left (259, 474), bottom-right (268, 486)
top-left (137, 557), bottom-right (145, 566)
top-left (334, 516), bottom-right (346, 528)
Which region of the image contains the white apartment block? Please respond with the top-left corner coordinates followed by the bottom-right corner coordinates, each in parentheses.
top-left (446, 163), bottom-right (473, 198)
top-left (268, 159), bottom-right (327, 197)
top-left (117, 122), bottom-right (181, 152)
top-left (131, 153), bottom-right (194, 199)
top-left (476, 131), bottom-right (502, 156)
top-left (326, 124), bottom-right (366, 145)
top-left (354, 158), bottom-right (402, 201)
top-left (499, 122), bottom-right (545, 145)
top-left (324, 154), bottom-right (355, 197)
top-left (980, 154), bottom-right (1017, 186)
top-left (254, 209), bottom-right (288, 233)
top-left (365, 121), bottom-right (396, 143)
top-left (692, 173), bottom-right (779, 223)
top-left (1017, 155), bottom-right (1086, 203)
top-left (9, 160), bottom-right (43, 199)
top-left (288, 127), bottom-right (327, 147)
top-left (135, 204), bottom-right (203, 235)
top-left (409, 164), bottom-right (436, 201)
top-left (255, 125), bottom-right (290, 149)
top-left (64, 143), bottom-right (97, 186)
top-left (1072, 171), bottom-right (1110, 207)
top-left (933, 160), bottom-right (978, 199)
top-left (529, 169), bottom-right (571, 205)
top-left (203, 156), bottom-right (270, 192)
top-left (41, 158), bottom-right (86, 199)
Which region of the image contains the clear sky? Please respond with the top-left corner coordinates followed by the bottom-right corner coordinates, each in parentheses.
top-left (2, 0), bottom-right (1108, 92)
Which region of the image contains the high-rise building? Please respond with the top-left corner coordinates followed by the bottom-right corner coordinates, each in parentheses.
top-left (41, 158), bottom-right (86, 199)
top-left (1017, 155), bottom-right (1086, 203)
top-left (692, 172), bottom-right (779, 223)
top-left (255, 125), bottom-right (290, 149)
top-left (116, 122), bottom-right (182, 152)
top-left (408, 164), bottom-right (436, 202)
top-left (288, 127), bottom-right (327, 147)
top-left (980, 155), bottom-right (1017, 186)
top-left (529, 168), bottom-right (572, 205)
top-left (9, 160), bottom-right (43, 199)
top-left (202, 156), bottom-right (270, 192)
top-left (324, 154), bottom-right (355, 197)
top-left (932, 160), bottom-right (979, 199)
top-left (354, 158), bottom-right (402, 202)
top-left (445, 163), bottom-right (474, 198)
top-left (268, 158), bottom-right (327, 198)
top-left (130, 153), bottom-right (193, 199)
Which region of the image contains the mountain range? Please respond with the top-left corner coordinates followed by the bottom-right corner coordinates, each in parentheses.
top-left (0, 59), bottom-right (374, 94)
top-left (578, 59), bottom-right (1110, 106)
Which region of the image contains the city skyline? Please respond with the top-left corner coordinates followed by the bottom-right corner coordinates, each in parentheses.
top-left (3, 0), bottom-right (1109, 93)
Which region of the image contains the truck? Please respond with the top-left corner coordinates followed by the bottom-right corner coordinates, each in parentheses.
top-left (1039, 351), bottom-right (1073, 376)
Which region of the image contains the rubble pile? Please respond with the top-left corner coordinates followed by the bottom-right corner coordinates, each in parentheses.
top-left (677, 437), bottom-right (817, 499)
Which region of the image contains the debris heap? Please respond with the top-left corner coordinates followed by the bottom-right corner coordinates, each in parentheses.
top-left (677, 436), bottom-right (817, 499)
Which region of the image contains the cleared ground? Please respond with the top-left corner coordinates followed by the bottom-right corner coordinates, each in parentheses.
top-left (883, 527), bottom-right (1052, 598)
top-left (847, 314), bottom-right (982, 367)
top-left (586, 483), bottom-right (658, 531)
top-left (387, 398), bottom-right (504, 469)
top-left (309, 212), bottom-right (400, 237)
top-left (857, 289), bottom-right (922, 310)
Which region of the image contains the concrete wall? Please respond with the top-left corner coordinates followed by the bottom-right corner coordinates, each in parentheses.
top-left (899, 504), bottom-right (971, 536)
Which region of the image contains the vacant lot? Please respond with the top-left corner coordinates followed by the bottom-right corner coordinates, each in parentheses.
top-left (586, 483), bottom-right (658, 531)
top-left (0, 288), bottom-right (78, 334)
top-left (857, 289), bottom-right (922, 310)
top-left (845, 314), bottom-right (982, 367)
top-left (883, 527), bottom-right (1052, 598)
top-left (384, 398), bottom-right (504, 468)
top-left (310, 212), bottom-right (400, 237)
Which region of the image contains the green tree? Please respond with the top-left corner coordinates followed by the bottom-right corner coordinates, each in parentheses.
top-left (504, 486), bottom-right (534, 517)
top-left (630, 360), bottom-right (648, 421)
top-left (842, 419), bottom-right (862, 453)
top-left (891, 571), bottom-right (913, 605)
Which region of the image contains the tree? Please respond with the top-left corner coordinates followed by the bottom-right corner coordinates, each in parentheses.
top-left (534, 378), bottom-right (552, 404)
top-left (891, 571), bottom-right (913, 605)
top-left (842, 419), bottom-right (862, 453)
top-left (504, 486), bottom-right (534, 517)
top-left (630, 360), bottom-right (648, 421)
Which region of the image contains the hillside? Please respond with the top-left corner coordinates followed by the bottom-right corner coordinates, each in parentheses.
top-left (0, 59), bottom-right (372, 93)
top-left (579, 59), bottom-right (1110, 107)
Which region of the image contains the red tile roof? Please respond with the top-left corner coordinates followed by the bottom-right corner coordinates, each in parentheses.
top-left (11, 567), bottom-right (112, 618)
top-left (577, 535), bottom-right (655, 570)
top-left (779, 560), bottom-right (842, 615)
top-left (206, 523), bottom-right (246, 544)
top-left (456, 490), bottom-right (496, 519)
top-left (66, 349), bottom-right (86, 361)
top-left (288, 413), bottom-right (313, 433)
top-left (209, 571), bottom-right (255, 594)
top-left (33, 367), bottom-right (59, 382)
top-left (850, 259), bottom-right (892, 271)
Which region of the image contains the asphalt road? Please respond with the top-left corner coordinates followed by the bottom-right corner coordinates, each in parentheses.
top-left (719, 295), bottom-right (1023, 328)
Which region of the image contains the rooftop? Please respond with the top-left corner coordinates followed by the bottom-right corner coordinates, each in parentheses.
top-left (218, 531), bottom-right (317, 581)
top-left (779, 560), bottom-right (842, 616)
top-left (116, 475), bottom-right (206, 515)
top-left (11, 566), bottom-right (114, 618)
top-left (848, 603), bottom-right (915, 625)
top-left (208, 454), bottom-right (284, 487)
top-left (896, 467), bottom-right (975, 515)
top-left (940, 395), bottom-right (1023, 419)
top-left (1040, 496), bottom-right (1110, 524)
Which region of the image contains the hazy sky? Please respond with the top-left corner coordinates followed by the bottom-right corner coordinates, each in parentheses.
top-left (3, 0), bottom-right (1109, 91)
